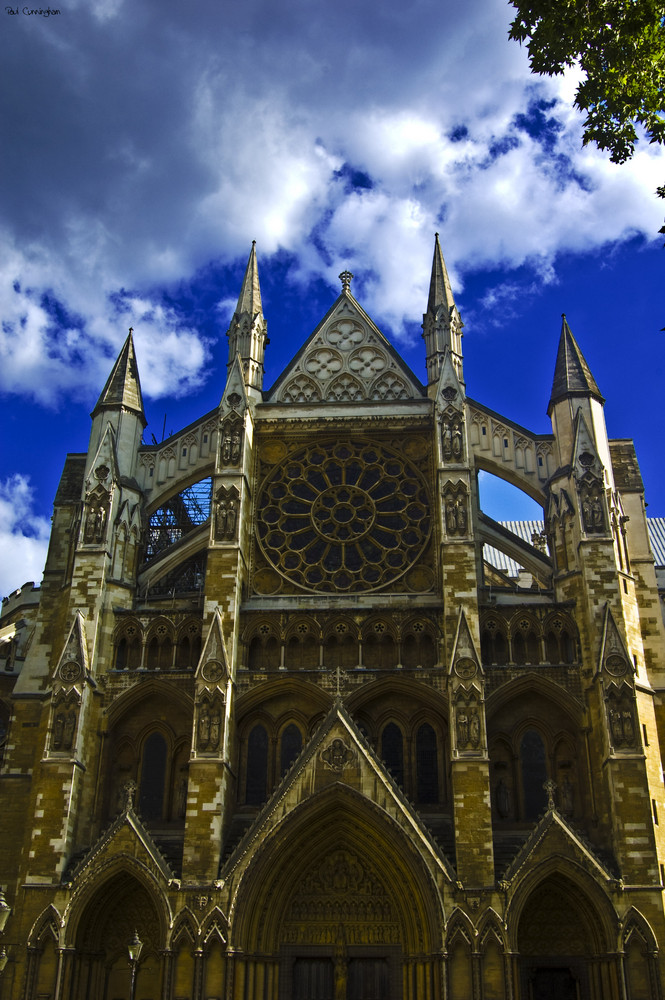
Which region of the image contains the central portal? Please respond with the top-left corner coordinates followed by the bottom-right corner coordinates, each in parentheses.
top-left (289, 952), bottom-right (394, 1000)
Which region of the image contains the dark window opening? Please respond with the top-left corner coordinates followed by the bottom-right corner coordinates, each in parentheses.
top-left (139, 732), bottom-right (167, 820)
top-left (246, 725), bottom-right (268, 805)
top-left (416, 723), bottom-right (439, 804)
top-left (381, 722), bottom-right (404, 786)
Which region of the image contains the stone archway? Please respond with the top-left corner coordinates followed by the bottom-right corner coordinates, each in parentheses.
top-left (515, 873), bottom-right (619, 1000)
top-left (66, 869), bottom-right (166, 1000)
top-left (229, 787), bottom-right (444, 1000)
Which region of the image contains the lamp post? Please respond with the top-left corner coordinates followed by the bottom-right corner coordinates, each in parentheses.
top-left (0, 888), bottom-right (12, 999)
top-left (128, 930), bottom-right (143, 1000)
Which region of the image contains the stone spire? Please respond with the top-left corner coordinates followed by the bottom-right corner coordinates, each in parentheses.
top-left (226, 242), bottom-right (268, 397)
top-left (422, 233), bottom-right (463, 391)
top-left (548, 314), bottom-right (604, 415)
top-left (91, 329), bottom-right (145, 423)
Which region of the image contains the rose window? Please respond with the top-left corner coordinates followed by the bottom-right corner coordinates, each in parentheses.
top-left (256, 440), bottom-right (430, 592)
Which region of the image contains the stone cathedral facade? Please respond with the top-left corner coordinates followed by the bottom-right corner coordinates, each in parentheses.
top-left (1, 237), bottom-right (665, 1000)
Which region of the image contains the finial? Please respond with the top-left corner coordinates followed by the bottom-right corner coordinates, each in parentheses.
top-left (252, 240), bottom-right (256, 247)
top-left (339, 270), bottom-right (354, 293)
top-left (129, 326), bottom-right (133, 336)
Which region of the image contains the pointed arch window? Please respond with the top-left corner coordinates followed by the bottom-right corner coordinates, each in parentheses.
top-left (246, 724), bottom-right (268, 806)
top-left (280, 723), bottom-right (303, 776)
top-left (416, 723), bottom-right (439, 804)
top-left (139, 732), bottom-right (168, 820)
top-left (381, 723), bottom-right (404, 786)
top-left (520, 729), bottom-right (548, 820)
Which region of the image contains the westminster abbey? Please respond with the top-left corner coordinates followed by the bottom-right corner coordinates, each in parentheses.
top-left (1, 236), bottom-right (665, 999)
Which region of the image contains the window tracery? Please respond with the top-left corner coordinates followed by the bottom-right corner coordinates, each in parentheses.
top-left (256, 440), bottom-right (430, 593)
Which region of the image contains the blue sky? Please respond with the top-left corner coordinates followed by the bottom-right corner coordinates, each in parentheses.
top-left (1, 0), bottom-right (663, 597)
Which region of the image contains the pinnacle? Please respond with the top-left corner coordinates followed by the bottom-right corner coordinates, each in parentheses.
top-left (427, 232), bottom-right (456, 315)
top-left (234, 241), bottom-right (263, 319)
top-left (548, 314), bottom-right (604, 413)
top-left (92, 329), bottom-right (145, 420)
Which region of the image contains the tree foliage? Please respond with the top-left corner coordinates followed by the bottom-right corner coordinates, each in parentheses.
top-left (509, 0), bottom-right (665, 196)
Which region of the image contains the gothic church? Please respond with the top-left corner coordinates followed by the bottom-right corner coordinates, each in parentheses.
top-left (1, 236), bottom-right (665, 1000)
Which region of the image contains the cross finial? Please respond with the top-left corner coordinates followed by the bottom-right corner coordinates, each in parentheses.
top-left (339, 270), bottom-right (354, 293)
top-left (335, 664), bottom-right (346, 697)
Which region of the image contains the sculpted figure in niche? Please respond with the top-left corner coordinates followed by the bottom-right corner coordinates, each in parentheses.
top-left (446, 495), bottom-right (468, 536)
top-left (496, 778), bottom-right (511, 819)
top-left (469, 709), bottom-right (480, 748)
top-left (198, 706), bottom-right (210, 750)
top-left (609, 708), bottom-right (623, 745)
top-left (622, 708), bottom-right (635, 743)
top-left (442, 421), bottom-right (453, 460)
top-left (210, 712), bottom-right (221, 750)
top-left (222, 425), bottom-right (242, 465)
top-left (84, 498), bottom-right (109, 544)
top-left (214, 493), bottom-right (238, 541)
top-left (231, 429), bottom-right (242, 463)
top-left (561, 775), bottom-right (574, 816)
top-left (53, 711), bottom-right (65, 749)
top-left (581, 483), bottom-right (605, 533)
top-left (226, 499), bottom-right (237, 539)
top-left (63, 709), bottom-right (77, 750)
top-left (456, 710), bottom-right (469, 747)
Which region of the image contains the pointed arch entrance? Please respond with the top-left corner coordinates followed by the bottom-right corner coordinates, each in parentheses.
top-left (65, 867), bottom-right (167, 1000)
top-left (229, 785), bottom-right (444, 999)
top-left (513, 872), bottom-right (620, 1000)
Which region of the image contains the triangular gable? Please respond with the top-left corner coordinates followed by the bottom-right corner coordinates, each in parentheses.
top-left (196, 607), bottom-right (230, 686)
top-left (221, 355), bottom-right (250, 413)
top-left (67, 799), bottom-right (174, 886)
top-left (571, 409), bottom-right (603, 480)
top-left (55, 612), bottom-right (90, 683)
top-left (221, 699), bottom-right (454, 882)
top-left (85, 422), bottom-right (119, 488)
top-left (597, 603), bottom-right (633, 679)
top-left (450, 608), bottom-right (482, 681)
top-left (266, 292), bottom-right (425, 404)
top-left (502, 807), bottom-right (616, 886)
top-left (436, 348), bottom-right (465, 407)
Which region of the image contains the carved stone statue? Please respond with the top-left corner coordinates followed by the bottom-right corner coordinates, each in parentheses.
top-left (63, 709), bottom-right (77, 750)
top-left (469, 710), bottom-right (480, 748)
top-left (210, 712), bottom-right (221, 750)
top-left (456, 710), bottom-right (468, 747)
top-left (53, 711), bottom-right (65, 749)
top-left (452, 421), bottom-right (463, 459)
top-left (198, 707), bottom-right (210, 750)
top-left (231, 429), bottom-right (242, 463)
top-left (226, 499), bottom-right (237, 539)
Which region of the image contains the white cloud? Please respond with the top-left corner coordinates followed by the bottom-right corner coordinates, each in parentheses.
top-left (0, 476), bottom-right (50, 599)
top-left (0, 0), bottom-right (662, 398)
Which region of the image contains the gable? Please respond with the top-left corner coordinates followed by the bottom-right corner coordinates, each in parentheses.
top-left (266, 294), bottom-right (425, 404)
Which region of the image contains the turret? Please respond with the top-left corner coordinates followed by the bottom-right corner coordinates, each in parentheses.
top-left (225, 241), bottom-right (268, 399)
top-left (547, 315), bottom-right (611, 477)
top-left (89, 328), bottom-right (146, 481)
top-left (422, 233), bottom-right (463, 393)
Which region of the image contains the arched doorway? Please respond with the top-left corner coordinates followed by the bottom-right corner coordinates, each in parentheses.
top-left (230, 786), bottom-right (443, 999)
top-left (67, 869), bottom-right (166, 1000)
top-left (515, 874), bottom-right (618, 1000)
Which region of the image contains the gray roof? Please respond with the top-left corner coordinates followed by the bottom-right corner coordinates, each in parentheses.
top-left (484, 517), bottom-right (665, 578)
